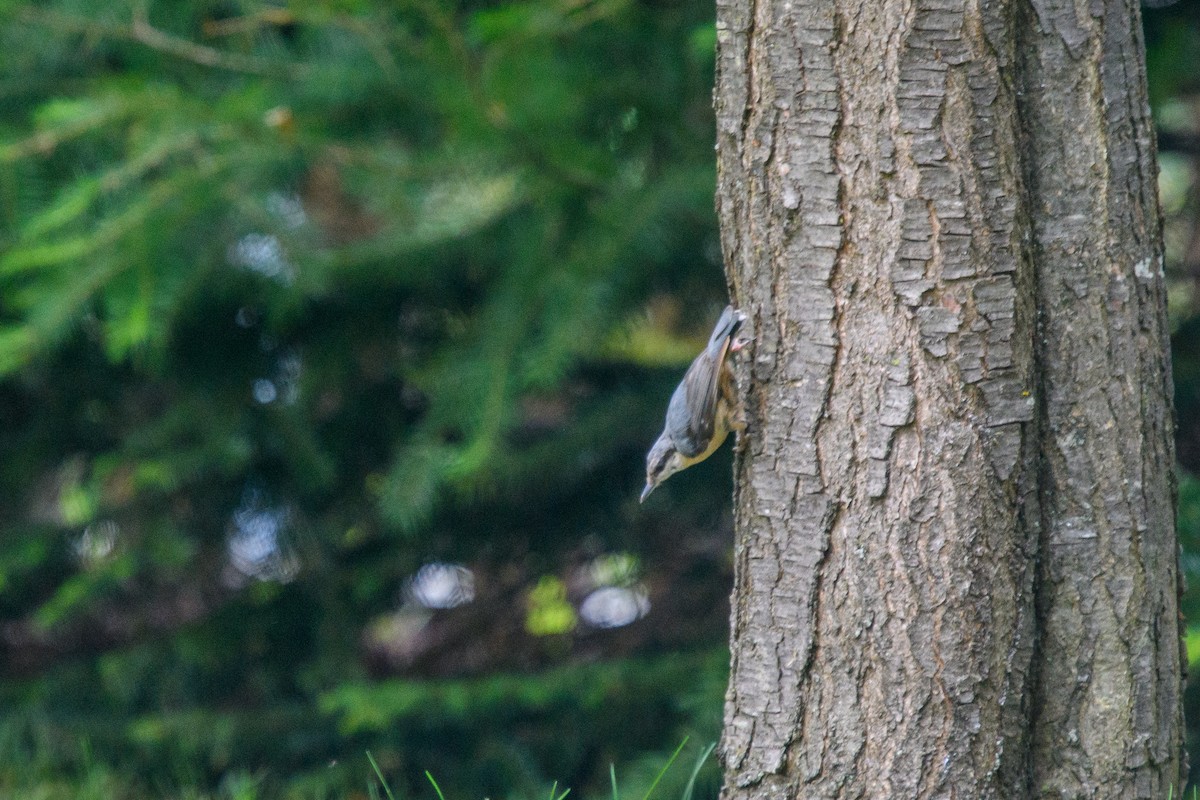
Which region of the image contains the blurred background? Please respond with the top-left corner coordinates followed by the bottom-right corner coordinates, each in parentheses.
top-left (0, 1), bottom-right (1197, 797)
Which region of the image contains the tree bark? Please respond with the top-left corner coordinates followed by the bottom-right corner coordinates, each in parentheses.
top-left (1017, 0), bottom-right (1183, 794)
top-left (714, 0), bottom-right (1184, 796)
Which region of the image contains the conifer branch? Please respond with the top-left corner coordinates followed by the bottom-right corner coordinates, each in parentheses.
top-left (18, 6), bottom-right (303, 78)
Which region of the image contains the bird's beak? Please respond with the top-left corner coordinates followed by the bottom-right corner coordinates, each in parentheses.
top-left (640, 482), bottom-right (654, 503)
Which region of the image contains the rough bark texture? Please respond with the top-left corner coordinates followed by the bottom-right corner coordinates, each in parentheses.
top-left (1017, 0), bottom-right (1184, 795)
top-left (714, 0), bottom-right (1184, 796)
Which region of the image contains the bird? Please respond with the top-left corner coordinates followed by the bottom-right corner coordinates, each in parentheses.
top-left (641, 305), bottom-right (748, 502)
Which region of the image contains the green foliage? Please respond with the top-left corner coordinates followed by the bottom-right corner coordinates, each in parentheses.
top-left (0, 0), bottom-right (723, 552)
top-left (1179, 474), bottom-right (1200, 622)
top-left (0, 650), bottom-right (726, 799)
top-left (0, 0), bottom-right (732, 795)
top-left (525, 575), bottom-right (577, 636)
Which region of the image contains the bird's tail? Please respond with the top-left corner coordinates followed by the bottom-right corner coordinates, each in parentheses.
top-left (706, 305), bottom-right (745, 356)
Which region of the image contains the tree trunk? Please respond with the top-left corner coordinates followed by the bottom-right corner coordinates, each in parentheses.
top-left (1017, 1), bottom-right (1183, 794)
top-left (714, 0), bottom-right (1185, 796)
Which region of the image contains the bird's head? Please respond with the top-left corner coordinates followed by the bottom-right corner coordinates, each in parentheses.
top-left (641, 434), bottom-right (684, 503)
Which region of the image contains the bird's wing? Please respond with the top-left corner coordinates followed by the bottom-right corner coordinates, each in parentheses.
top-left (705, 306), bottom-right (741, 352)
top-left (666, 307), bottom-right (740, 458)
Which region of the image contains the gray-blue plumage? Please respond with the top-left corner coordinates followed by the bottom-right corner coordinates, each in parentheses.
top-left (663, 305), bottom-right (743, 458)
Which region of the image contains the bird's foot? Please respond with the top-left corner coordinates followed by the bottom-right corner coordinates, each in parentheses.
top-left (731, 399), bottom-right (747, 432)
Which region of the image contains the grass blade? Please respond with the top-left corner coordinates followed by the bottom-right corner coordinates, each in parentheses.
top-left (681, 742), bottom-right (716, 800)
top-left (610, 763), bottom-right (619, 800)
top-left (639, 737), bottom-right (689, 800)
top-left (427, 770), bottom-right (448, 800)
top-left (367, 751), bottom-right (397, 800)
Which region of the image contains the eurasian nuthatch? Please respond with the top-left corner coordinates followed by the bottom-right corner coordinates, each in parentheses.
top-left (641, 305), bottom-right (748, 502)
